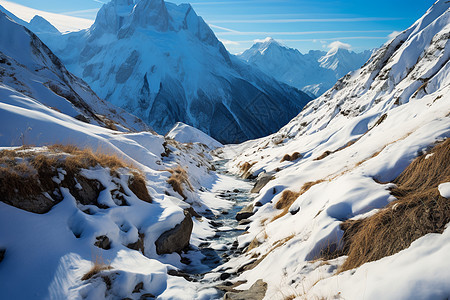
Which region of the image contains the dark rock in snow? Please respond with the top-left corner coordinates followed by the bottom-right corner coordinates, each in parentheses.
top-left (223, 279), bottom-right (268, 300)
top-left (94, 235), bottom-right (111, 250)
top-left (236, 204), bottom-right (255, 221)
top-left (155, 209), bottom-right (193, 254)
top-left (250, 173), bottom-right (274, 194)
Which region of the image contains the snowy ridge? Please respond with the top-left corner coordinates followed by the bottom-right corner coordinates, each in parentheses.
top-left (221, 1), bottom-right (450, 299)
top-left (0, 11), bottom-right (149, 132)
top-left (29, 0), bottom-right (311, 144)
top-left (239, 37), bottom-right (372, 97)
top-left (166, 122), bottom-right (223, 149)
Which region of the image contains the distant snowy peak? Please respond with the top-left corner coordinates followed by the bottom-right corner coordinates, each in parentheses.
top-left (319, 47), bottom-right (372, 78)
top-left (239, 38), bottom-right (372, 97)
top-left (28, 15), bottom-right (60, 34)
top-left (239, 37), bottom-right (289, 59)
top-left (93, 0), bottom-right (224, 50)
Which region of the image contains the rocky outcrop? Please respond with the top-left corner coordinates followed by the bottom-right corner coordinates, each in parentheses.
top-left (236, 204), bottom-right (255, 221)
top-left (155, 210), bottom-right (193, 255)
top-left (223, 279), bottom-right (267, 300)
top-left (250, 173), bottom-right (274, 194)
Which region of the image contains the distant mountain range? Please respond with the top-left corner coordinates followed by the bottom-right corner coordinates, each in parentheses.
top-left (238, 38), bottom-right (372, 97)
top-left (16, 0), bottom-right (312, 144)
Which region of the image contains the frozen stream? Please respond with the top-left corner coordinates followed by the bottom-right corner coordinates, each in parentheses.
top-left (180, 158), bottom-right (256, 294)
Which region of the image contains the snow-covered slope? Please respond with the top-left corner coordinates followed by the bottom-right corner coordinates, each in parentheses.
top-left (166, 122), bottom-right (223, 149)
top-left (239, 37), bottom-right (372, 97)
top-left (221, 1), bottom-right (450, 299)
top-left (0, 12), bottom-right (240, 299)
top-left (33, 0), bottom-right (311, 144)
top-left (0, 11), bottom-right (149, 132)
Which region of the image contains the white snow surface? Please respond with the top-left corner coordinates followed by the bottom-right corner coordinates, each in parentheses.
top-left (220, 1), bottom-right (450, 299)
top-left (239, 37), bottom-right (372, 97)
top-left (438, 182), bottom-right (450, 198)
top-left (166, 122), bottom-right (223, 149)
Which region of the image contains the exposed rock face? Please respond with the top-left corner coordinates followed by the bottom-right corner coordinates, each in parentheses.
top-left (223, 279), bottom-right (267, 300)
top-left (250, 174), bottom-right (274, 194)
top-left (236, 204), bottom-right (255, 221)
top-left (94, 235), bottom-right (111, 250)
top-left (155, 209), bottom-right (193, 255)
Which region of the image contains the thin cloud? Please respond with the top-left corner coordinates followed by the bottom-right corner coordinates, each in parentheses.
top-left (328, 41), bottom-right (352, 50)
top-left (388, 31), bottom-right (401, 39)
top-left (0, 0), bottom-right (94, 31)
top-left (209, 17), bottom-right (402, 24)
top-left (219, 39), bottom-right (240, 46)
top-left (209, 24), bottom-right (241, 33)
top-left (214, 30), bottom-right (393, 36)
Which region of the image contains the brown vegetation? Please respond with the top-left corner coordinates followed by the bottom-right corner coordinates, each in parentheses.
top-left (339, 138), bottom-right (450, 271)
top-left (280, 152), bottom-right (302, 163)
top-left (81, 255), bottom-right (112, 281)
top-left (239, 161), bottom-right (256, 179)
top-left (0, 144), bottom-right (150, 213)
top-left (273, 180), bottom-right (325, 221)
top-left (167, 166), bottom-right (193, 199)
top-left (314, 150), bottom-right (332, 161)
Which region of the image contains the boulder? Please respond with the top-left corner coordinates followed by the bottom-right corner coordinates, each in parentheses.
top-left (250, 174), bottom-right (274, 194)
top-left (223, 279), bottom-right (267, 300)
top-left (236, 204), bottom-right (254, 221)
top-left (155, 209), bottom-right (193, 255)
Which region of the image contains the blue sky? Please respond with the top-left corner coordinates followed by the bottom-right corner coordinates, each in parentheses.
top-left (1, 0), bottom-right (436, 53)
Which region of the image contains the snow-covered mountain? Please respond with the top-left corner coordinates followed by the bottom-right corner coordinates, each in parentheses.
top-left (239, 37), bottom-right (372, 97)
top-left (0, 10), bottom-right (241, 299)
top-left (221, 1), bottom-right (450, 298)
top-left (32, 0), bottom-right (311, 144)
top-left (0, 10), bottom-right (149, 132)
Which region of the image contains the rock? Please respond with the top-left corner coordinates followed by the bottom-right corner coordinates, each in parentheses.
top-left (223, 279), bottom-right (267, 300)
top-left (238, 219), bottom-right (251, 226)
top-left (236, 204), bottom-right (254, 221)
top-left (94, 235), bottom-right (111, 250)
top-left (167, 269), bottom-right (196, 282)
top-left (220, 272), bottom-right (231, 280)
top-left (155, 209), bottom-right (193, 254)
top-left (132, 282), bottom-right (144, 293)
top-left (233, 189), bottom-right (240, 193)
top-left (126, 232), bottom-right (145, 254)
top-left (186, 206), bottom-right (200, 218)
top-left (250, 174), bottom-right (274, 194)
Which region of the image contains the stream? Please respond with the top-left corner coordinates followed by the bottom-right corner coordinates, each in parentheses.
top-left (180, 158), bottom-right (257, 296)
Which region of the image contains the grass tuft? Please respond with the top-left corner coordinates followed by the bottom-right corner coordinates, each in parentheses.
top-left (339, 138), bottom-right (450, 271)
top-left (167, 166), bottom-right (193, 199)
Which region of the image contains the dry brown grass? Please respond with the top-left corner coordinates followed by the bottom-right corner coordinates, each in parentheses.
top-left (239, 161), bottom-right (257, 179)
top-left (167, 166), bottom-right (193, 200)
top-left (339, 138), bottom-right (450, 271)
top-left (81, 255), bottom-right (112, 281)
top-left (314, 151), bottom-right (332, 161)
top-left (280, 152), bottom-right (302, 163)
top-left (272, 180), bottom-right (325, 221)
top-left (0, 144), bottom-right (150, 212)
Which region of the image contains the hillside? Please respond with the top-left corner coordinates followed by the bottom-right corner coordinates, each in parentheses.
top-left (220, 1), bottom-right (450, 298)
